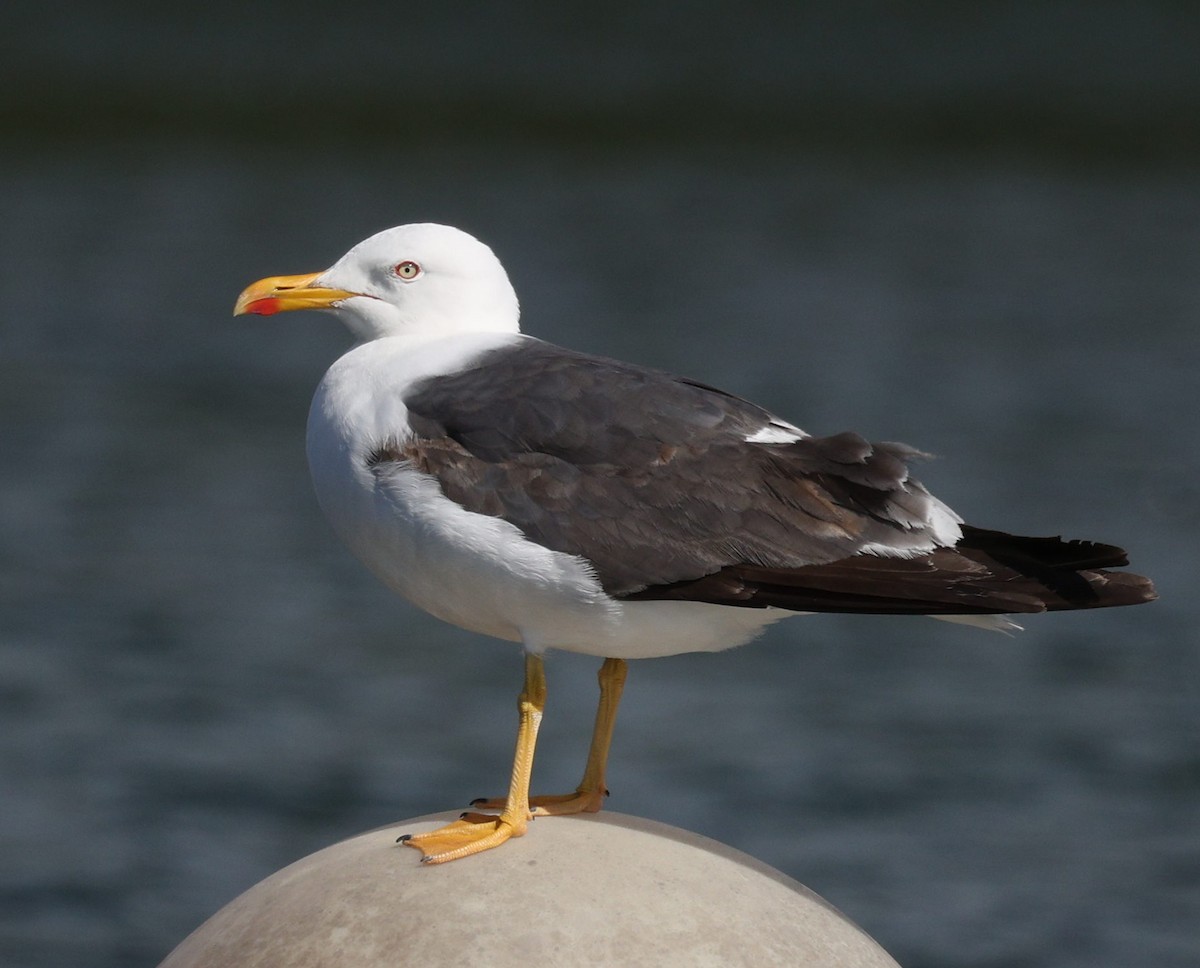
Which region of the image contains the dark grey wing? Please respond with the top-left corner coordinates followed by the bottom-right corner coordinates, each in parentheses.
top-left (623, 527), bottom-right (1157, 614)
top-left (373, 338), bottom-right (953, 596)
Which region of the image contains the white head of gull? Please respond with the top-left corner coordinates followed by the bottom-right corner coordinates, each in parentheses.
top-left (236, 223), bottom-right (521, 342)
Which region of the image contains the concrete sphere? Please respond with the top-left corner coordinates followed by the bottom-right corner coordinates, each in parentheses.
top-left (159, 812), bottom-right (899, 967)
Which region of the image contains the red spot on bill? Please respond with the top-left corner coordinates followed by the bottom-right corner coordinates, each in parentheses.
top-left (246, 298), bottom-right (282, 316)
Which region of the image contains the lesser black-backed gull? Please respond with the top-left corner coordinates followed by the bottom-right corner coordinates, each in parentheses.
top-left (234, 223), bottom-right (1155, 864)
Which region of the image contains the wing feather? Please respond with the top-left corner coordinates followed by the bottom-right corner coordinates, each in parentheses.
top-left (376, 339), bottom-right (960, 596)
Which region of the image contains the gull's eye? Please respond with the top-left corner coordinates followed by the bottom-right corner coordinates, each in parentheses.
top-left (393, 260), bottom-right (422, 281)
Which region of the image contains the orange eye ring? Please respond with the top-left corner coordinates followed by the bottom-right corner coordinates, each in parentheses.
top-left (394, 260), bottom-right (422, 281)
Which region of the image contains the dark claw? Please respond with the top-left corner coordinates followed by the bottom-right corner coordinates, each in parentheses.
top-left (459, 811), bottom-right (469, 819)
top-left (469, 798), bottom-right (486, 806)
top-left (396, 834), bottom-right (412, 843)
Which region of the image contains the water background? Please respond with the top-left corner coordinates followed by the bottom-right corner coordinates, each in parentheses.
top-left (2, 3), bottom-right (1198, 966)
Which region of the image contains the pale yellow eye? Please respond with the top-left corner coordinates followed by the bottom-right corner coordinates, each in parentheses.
top-left (393, 260), bottom-right (422, 280)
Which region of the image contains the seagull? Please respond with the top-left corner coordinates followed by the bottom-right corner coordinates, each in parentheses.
top-left (234, 222), bottom-right (1155, 864)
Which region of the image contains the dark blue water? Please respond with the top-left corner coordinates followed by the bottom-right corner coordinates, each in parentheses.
top-left (3, 4), bottom-right (1199, 966)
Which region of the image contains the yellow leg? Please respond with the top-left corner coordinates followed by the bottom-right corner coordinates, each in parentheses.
top-left (398, 652), bottom-right (547, 864)
top-left (473, 656), bottom-right (628, 817)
